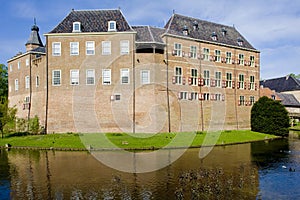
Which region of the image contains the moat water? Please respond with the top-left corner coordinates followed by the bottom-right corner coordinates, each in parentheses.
top-left (0, 136), bottom-right (299, 199)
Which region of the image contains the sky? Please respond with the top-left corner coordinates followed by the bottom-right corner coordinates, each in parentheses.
top-left (1, 0), bottom-right (299, 79)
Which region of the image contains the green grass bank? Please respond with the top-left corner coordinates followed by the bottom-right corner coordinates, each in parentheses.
top-left (0, 130), bottom-right (278, 151)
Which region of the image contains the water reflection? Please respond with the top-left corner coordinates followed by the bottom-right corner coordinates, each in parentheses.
top-left (0, 138), bottom-right (299, 199)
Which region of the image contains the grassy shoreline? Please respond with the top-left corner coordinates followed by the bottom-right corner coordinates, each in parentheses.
top-left (0, 130), bottom-right (279, 151)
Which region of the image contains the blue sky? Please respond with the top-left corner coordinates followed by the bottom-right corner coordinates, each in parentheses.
top-left (1, 0), bottom-right (299, 79)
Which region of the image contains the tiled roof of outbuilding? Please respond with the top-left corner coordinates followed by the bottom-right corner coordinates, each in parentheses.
top-left (260, 76), bottom-right (300, 92)
top-left (49, 9), bottom-right (133, 33)
top-left (277, 93), bottom-right (300, 107)
top-left (164, 14), bottom-right (256, 51)
top-left (133, 26), bottom-right (165, 44)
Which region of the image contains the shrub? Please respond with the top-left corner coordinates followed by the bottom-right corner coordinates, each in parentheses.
top-left (251, 96), bottom-right (290, 136)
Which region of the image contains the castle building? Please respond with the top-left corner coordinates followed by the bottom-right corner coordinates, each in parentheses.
top-left (7, 9), bottom-right (260, 133)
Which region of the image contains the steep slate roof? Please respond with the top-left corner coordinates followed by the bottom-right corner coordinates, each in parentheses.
top-left (276, 93), bottom-right (300, 107)
top-left (260, 76), bottom-right (300, 92)
top-left (26, 25), bottom-right (44, 47)
top-left (164, 14), bottom-right (256, 51)
top-left (31, 46), bottom-right (46, 54)
top-left (133, 26), bottom-right (165, 44)
top-left (49, 9), bottom-right (133, 33)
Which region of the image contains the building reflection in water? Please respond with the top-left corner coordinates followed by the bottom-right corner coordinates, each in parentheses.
top-left (6, 143), bottom-right (259, 199)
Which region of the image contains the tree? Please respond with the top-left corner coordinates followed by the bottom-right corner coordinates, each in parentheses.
top-left (0, 99), bottom-right (17, 138)
top-left (0, 64), bottom-right (8, 98)
top-left (251, 96), bottom-right (290, 136)
top-left (289, 73), bottom-right (300, 79)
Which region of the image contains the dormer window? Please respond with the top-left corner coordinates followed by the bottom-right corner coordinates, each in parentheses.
top-left (237, 37), bottom-right (244, 46)
top-left (183, 25), bottom-right (189, 36)
top-left (193, 21), bottom-right (199, 31)
top-left (221, 27), bottom-right (227, 36)
top-left (108, 21), bottom-right (116, 31)
top-left (211, 32), bottom-right (218, 41)
top-left (73, 22), bottom-right (81, 32)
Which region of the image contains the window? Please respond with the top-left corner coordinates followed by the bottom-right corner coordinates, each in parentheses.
top-left (190, 46), bottom-right (197, 59)
top-left (52, 42), bottom-right (61, 56)
top-left (226, 72), bottom-right (232, 88)
top-left (25, 76), bottom-right (30, 89)
top-left (86, 69), bottom-right (95, 85)
top-left (174, 43), bottom-right (182, 57)
top-left (215, 50), bottom-right (221, 62)
top-left (250, 75), bottom-right (255, 90)
top-left (215, 71), bottom-right (221, 87)
top-left (190, 92), bottom-right (198, 100)
top-left (249, 96), bottom-right (255, 105)
top-left (215, 94), bottom-right (222, 101)
top-left (111, 94), bottom-right (121, 101)
top-left (36, 76), bottom-right (39, 87)
top-left (73, 22), bottom-right (81, 32)
top-left (237, 38), bottom-right (244, 46)
top-left (108, 21), bottom-right (116, 31)
top-left (203, 70), bottom-right (210, 86)
top-left (70, 70), bottom-right (79, 85)
top-left (26, 59), bottom-right (29, 66)
top-left (178, 92), bottom-right (188, 100)
top-left (174, 67), bottom-right (182, 85)
top-left (70, 42), bottom-right (79, 55)
top-left (238, 54), bottom-right (244, 65)
top-left (86, 41), bottom-right (95, 55)
top-left (226, 52), bottom-right (232, 64)
top-left (238, 74), bottom-right (244, 89)
top-left (10, 65), bottom-right (12, 72)
top-left (120, 40), bottom-right (129, 55)
top-left (203, 48), bottom-right (209, 61)
top-left (18, 62), bottom-right (20, 70)
top-left (102, 41), bottom-right (111, 55)
top-left (191, 69), bottom-right (198, 86)
top-left (211, 32), bottom-right (218, 41)
top-left (250, 56), bottom-right (255, 67)
top-left (204, 93), bottom-right (210, 101)
top-left (239, 96), bottom-right (245, 106)
top-left (15, 79), bottom-right (19, 91)
top-left (52, 70), bottom-right (61, 86)
top-left (120, 69), bottom-right (129, 84)
top-left (141, 70), bottom-right (150, 84)
top-left (102, 69), bottom-right (111, 85)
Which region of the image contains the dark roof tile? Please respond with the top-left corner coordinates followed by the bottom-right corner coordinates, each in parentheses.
top-left (276, 93), bottom-right (300, 107)
top-left (260, 76), bottom-right (300, 92)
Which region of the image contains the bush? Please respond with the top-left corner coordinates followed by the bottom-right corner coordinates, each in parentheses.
top-left (251, 96), bottom-right (290, 136)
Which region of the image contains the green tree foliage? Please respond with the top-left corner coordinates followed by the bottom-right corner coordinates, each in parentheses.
top-left (251, 96), bottom-right (290, 136)
top-left (0, 99), bottom-right (17, 138)
top-left (0, 64), bottom-right (8, 98)
top-left (289, 73), bottom-right (300, 79)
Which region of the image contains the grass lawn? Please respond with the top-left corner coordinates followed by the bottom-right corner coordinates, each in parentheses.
top-left (0, 130), bottom-right (278, 150)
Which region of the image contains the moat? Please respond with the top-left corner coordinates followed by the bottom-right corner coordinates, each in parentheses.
top-left (0, 136), bottom-right (299, 199)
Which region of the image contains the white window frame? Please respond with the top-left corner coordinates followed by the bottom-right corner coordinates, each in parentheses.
top-left (15, 79), bottom-right (19, 91)
top-left (215, 50), bottom-right (221, 62)
top-left (203, 70), bottom-right (210, 86)
top-left (86, 41), bottom-right (95, 55)
top-left (250, 96), bottom-right (255, 105)
top-left (52, 70), bottom-right (61, 86)
top-left (120, 40), bottom-right (129, 55)
top-left (141, 70), bottom-right (150, 85)
top-left (226, 72), bottom-right (232, 88)
top-left (70, 70), bottom-right (79, 85)
top-left (175, 67), bottom-right (182, 85)
top-left (239, 96), bottom-right (245, 106)
top-left (239, 74), bottom-right (244, 89)
top-left (102, 69), bottom-right (111, 85)
top-left (18, 62), bottom-right (20, 70)
top-left (70, 42), bottom-right (79, 55)
top-left (108, 21), bottom-right (117, 31)
top-left (102, 41), bottom-right (111, 55)
top-left (239, 54), bottom-right (244, 65)
top-left (215, 71), bottom-right (221, 88)
top-left (120, 68), bottom-right (130, 84)
top-left (250, 75), bottom-right (255, 90)
top-left (191, 68), bottom-right (198, 86)
top-left (226, 52), bottom-right (232, 64)
top-left (52, 42), bottom-right (61, 56)
top-left (250, 55), bottom-right (255, 67)
top-left (86, 69), bottom-right (95, 85)
top-left (190, 46), bottom-right (197, 59)
top-left (203, 48), bottom-right (210, 61)
top-left (10, 65), bottom-right (12, 72)
top-left (26, 58), bottom-right (29, 66)
top-left (25, 76), bottom-right (30, 89)
top-left (174, 43), bottom-right (182, 57)
top-left (73, 22), bottom-right (81, 32)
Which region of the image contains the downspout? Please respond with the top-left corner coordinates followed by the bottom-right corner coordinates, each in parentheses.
top-left (27, 54), bottom-right (32, 130)
top-left (44, 36), bottom-right (49, 134)
top-left (198, 42), bottom-right (204, 131)
top-left (132, 34), bottom-right (136, 134)
top-left (234, 49), bottom-right (239, 130)
top-left (166, 36), bottom-right (171, 133)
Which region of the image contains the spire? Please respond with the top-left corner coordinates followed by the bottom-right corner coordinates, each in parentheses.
top-left (25, 18), bottom-right (43, 51)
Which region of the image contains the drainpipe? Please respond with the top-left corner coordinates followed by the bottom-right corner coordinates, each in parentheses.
top-left (132, 34), bottom-right (136, 134)
top-left (44, 36), bottom-right (49, 134)
top-left (27, 53), bottom-right (32, 130)
top-left (198, 42), bottom-right (204, 131)
top-left (166, 36), bottom-right (171, 133)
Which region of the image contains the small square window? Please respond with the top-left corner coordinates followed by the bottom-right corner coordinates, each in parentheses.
top-left (73, 22), bottom-right (81, 32)
top-left (108, 21), bottom-right (116, 31)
